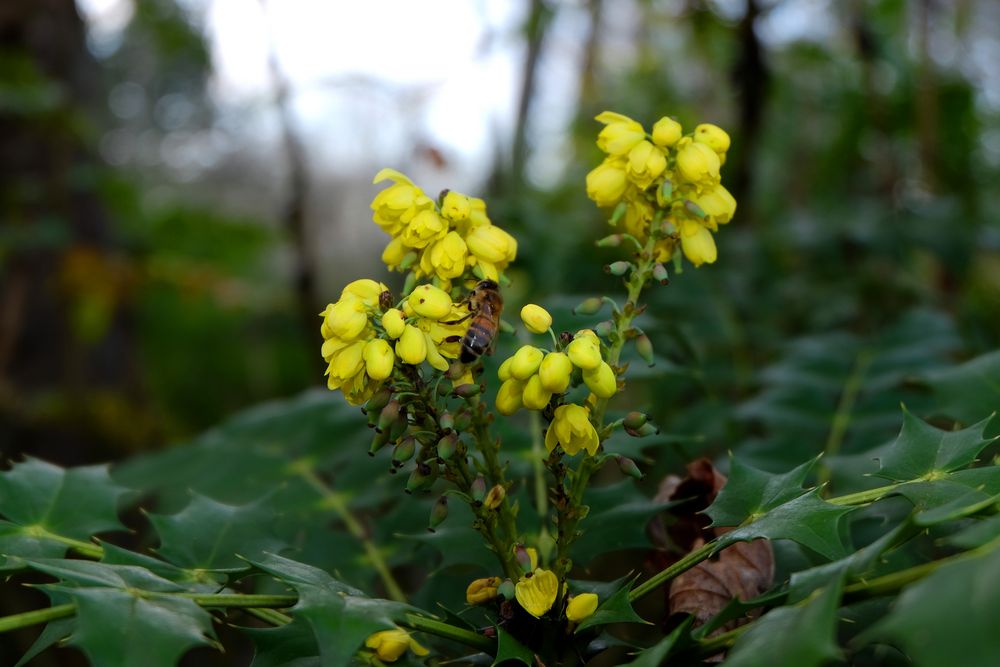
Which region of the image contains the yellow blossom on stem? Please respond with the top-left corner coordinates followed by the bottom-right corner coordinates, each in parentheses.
top-left (401, 209), bottom-right (447, 249)
top-left (676, 140), bottom-right (721, 188)
top-left (566, 331), bottom-right (602, 370)
top-left (407, 284), bottom-right (453, 320)
top-left (545, 404), bottom-right (600, 456)
top-left (582, 361), bottom-right (617, 398)
top-left (566, 593), bottom-right (599, 622)
top-left (514, 569), bottom-right (559, 618)
top-left (585, 159), bottom-right (627, 208)
top-left (538, 352), bottom-right (572, 393)
top-left (363, 339), bottom-right (394, 381)
top-left (689, 184), bottom-right (737, 226)
top-left (364, 628), bottom-right (428, 663)
top-left (678, 219), bottom-right (718, 267)
top-left (381, 308), bottom-right (406, 339)
top-left (595, 111), bottom-right (646, 155)
top-left (396, 324), bottom-right (428, 365)
top-left (522, 374), bottom-right (552, 410)
top-left (466, 224), bottom-right (517, 281)
top-left (496, 378), bottom-right (525, 415)
top-left (626, 140), bottom-right (667, 190)
top-left (652, 116), bottom-right (682, 147)
top-left (510, 345), bottom-right (545, 380)
top-left (520, 304), bottom-right (552, 334)
top-left (441, 190), bottom-right (472, 222)
top-left (694, 123), bottom-right (731, 154)
top-left (420, 231), bottom-right (468, 281)
top-left (466, 577), bottom-right (503, 605)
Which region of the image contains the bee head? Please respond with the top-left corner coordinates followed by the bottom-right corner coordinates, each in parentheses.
top-left (476, 279), bottom-right (499, 291)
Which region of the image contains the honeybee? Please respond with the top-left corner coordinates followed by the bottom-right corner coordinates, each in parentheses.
top-left (445, 280), bottom-right (503, 363)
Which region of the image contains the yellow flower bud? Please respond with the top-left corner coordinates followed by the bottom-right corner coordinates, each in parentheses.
top-left (566, 334), bottom-right (601, 370)
top-left (484, 484), bottom-right (506, 509)
top-left (585, 160), bottom-right (627, 208)
top-left (520, 304), bottom-right (552, 334)
top-left (626, 140), bottom-right (667, 190)
top-left (522, 374), bottom-right (553, 410)
top-left (466, 576), bottom-right (503, 605)
top-left (381, 308), bottom-right (406, 339)
top-left (408, 284), bottom-right (453, 320)
top-left (566, 593), bottom-right (599, 622)
top-left (595, 111), bottom-right (645, 155)
top-left (652, 116), bottom-right (682, 147)
top-left (694, 123), bottom-right (731, 154)
top-left (678, 219), bottom-right (718, 267)
top-left (538, 352), bottom-right (572, 393)
top-left (676, 141), bottom-right (721, 187)
top-left (544, 404), bottom-right (599, 456)
top-left (582, 361), bottom-right (617, 398)
top-left (401, 209), bottom-right (447, 249)
top-left (497, 356), bottom-right (514, 382)
top-left (441, 191), bottom-right (472, 222)
top-left (466, 224), bottom-right (517, 264)
top-left (510, 345), bottom-right (545, 380)
top-left (329, 340), bottom-right (366, 386)
top-left (515, 569), bottom-right (559, 618)
top-left (396, 324), bottom-right (428, 365)
top-left (326, 298), bottom-right (368, 340)
top-left (365, 628), bottom-right (429, 663)
top-left (496, 378), bottom-right (525, 415)
top-left (341, 279), bottom-right (387, 308)
top-left (424, 332), bottom-right (450, 372)
top-left (381, 237), bottom-right (407, 268)
top-left (690, 184), bottom-right (737, 225)
top-left (363, 339), bottom-right (395, 381)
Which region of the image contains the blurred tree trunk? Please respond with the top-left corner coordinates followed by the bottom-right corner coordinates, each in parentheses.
top-left (729, 0), bottom-right (770, 210)
top-left (0, 0), bottom-right (149, 462)
top-left (510, 0), bottom-right (552, 190)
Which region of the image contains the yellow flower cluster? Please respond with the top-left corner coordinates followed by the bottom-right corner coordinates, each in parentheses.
top-left (495, 329), bottom-right (616, 418)
top-left (321, 281), bottom-right (470, 404)
top-left (585, 111), bottom-right (736, 267)
top-left (371, 168), bottom-right (518, 288)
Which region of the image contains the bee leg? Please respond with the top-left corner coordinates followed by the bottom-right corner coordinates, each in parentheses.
top-left (442, 312), bottom-right (475, 326)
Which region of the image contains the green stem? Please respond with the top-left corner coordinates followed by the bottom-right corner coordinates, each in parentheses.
top-left (818, 349), bottom-right (873, 489)
top-left (827, 482), bottom-right (904, 506)
top-left (246, 607), bottom-right (293, 626)
top-left (296, 467), bottom-right (407, 603)
top-left (0, 603), bottom-right (75, 633)
top-left (176, 593), bottom-right (297, 607)
top-left (469, 395), bottom-right (520, 547)
top-left (529, 408), bottom-right (550, 548)
top-left (402, 613), bottom-right (495, 652)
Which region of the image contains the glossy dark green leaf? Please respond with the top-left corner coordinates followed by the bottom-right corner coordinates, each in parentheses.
top-left (922, 351), bottom-right (1000, 424)
top-left (492, 627), bottom-right (535, 666)
top-left (248, 552), bottom-right (416, 667)
top-left (875, 411), bottom-right (995, 482)
top-left (622, 615), bottom-right (694, 666)
top-left (575, 580), bottom-right (649, 633)
top-left (99, 542), bottom-right (223, 590)
top-left (14, 617), bottom-right (74, 667)
top-left (725, 577), bottom-right (843, 667)
top-left (26, 558), bottom-right (189, 592)
top-left (947, 514), bottom-right (1000, 549)
top-left (244, 617), bottom-right (321, 667)
top-left (721, 490), bottom-right (856, 560)
top-left (0, 520), bottom-right (66, 569)
top-left (148, 493), bottom-right (286, 570)
top-left (860, 546), bottom-right (1000, 667)
top-left (704, 457), bottom-right (817, 527)
top-left (574, 484), bottom-right (683, 563)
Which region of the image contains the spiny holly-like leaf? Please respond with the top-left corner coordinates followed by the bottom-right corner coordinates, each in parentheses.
top-left (704, 457), bottom-right (818, 527)
top-left (68, 587), bottom-right (215, 667)
top-left (0, 458), bottom-right (127, 568)
top-left (947, 514), bottom-right (1000, 549)
top-left (99, 542), bottom-right (224, 591)
top-left (721, 490), bottom-right (856, 560)
top-left (26, 558), bottom-right (189, 592)
top-left (922, 350), bottom-right (1000, 425)
top-left (398, 500), bottom-right (497, 573)
top-left (243, 617), bottom-right (320, 667)
top-left (14, 617), bottom-right (74, 667)
top-left (860, 546), bottom-right (1000, 667)
top-left (574, 481), bottom-right (684, 563)
top-left (492, 627), bottom-right (535, 666)
top-left (148, 493), bottom-right (286, 571)
top-left (249, 552), bottom-right (415, 667)
top-left (622, 616), bottom-right (694, 666)
top-left (575, 579), bottom-right (649, 633)
top-left (875, 411), bottom-right (995, 482)
top-left (725, 577), bottom-right (844, 667)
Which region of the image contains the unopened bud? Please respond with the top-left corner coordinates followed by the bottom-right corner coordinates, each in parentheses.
top-left (498, 579), bottom-right (516, 600)
top-left (573, 297), bottom-right (604, 316)
top-left (657, 179), bottom-right (673, 206)
top-left (453, 409), bottom-right (473, 432)
top-left (596, 234), bottom-right (623, 248)
top-left (369, 428), bottom-right (391, 455)
top-left (623, 411), bottom-right (648, 430)
top-left (594, 320), bottom-right (614, 338)
top-left (471, 475), bottom-right (487, 504)
top-left (684, 199), bottom-right (707, 219)
top-left (446, 362), bottom-right (465, 380)
top-left (364, 387), bottom-right (393, 415)
top-left (609, 201), bottom-right (627, 225)
top-left (438, 411), bottom-right (454, 432)
top-left (405, 462), bottom-right (435, 494)
top-left (605, 261), bottom-right (631, 277)
top-left (514, 544), bottom-right (534, 573)
top-left (453, 383), bottom-right (482, 399)
top-left (616, 455), bottom-right (644, 480)
top-left (625, 422), bottom-right (659, 438)
top-left (483, 484), bottom-right (506, 510)
top-left (399, 251), bottom-right (419, 270)
top-left (402, 271), bottom-right (417, 296)
top-left (437, 433), bottom-right (458, 461)
top-left (428, 496), bottom-right (448, 531)
top-left (635, 333), bottom-right (654, 367)
top-left (376, 400), bottom-right (402, 432)
top-left (652, 263), bottom-right (669, 285)
top-left (392, 437), bottom-right (416, 467)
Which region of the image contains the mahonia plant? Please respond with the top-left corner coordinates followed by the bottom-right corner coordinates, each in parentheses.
top-left (320, 111), bottom-right (736, 662)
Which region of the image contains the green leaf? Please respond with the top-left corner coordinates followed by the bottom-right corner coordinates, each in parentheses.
top-left (26, 558), bottom-right (189, 592)
top-left (244, 617), bottom-right (320, 667)
top-left (248, 553), bottom-right (415, 667)
top-left (0, 458), bottom-right (127, 567)
top-left (148, 493), bottom-right (285, 570)
top-left (704, 457), bottom-right (817, 527)
top-left (492, 627), bottom-right (535, 666)
top-left (922, 351), bottom-right (1000, 424)
top-left (860, 545), bottom-right (1000, 667)
top-left (67, 587), bottom-right (215, 667)
top-left (875, 410), bottom-right (995, 482)
top-left (721, 490), bottom-right (856, 560)
top-left (398, 500), bottom-right (497, 573)
top-left (725, 578), bottom-right (844, 667)
top-left (575, 579), bottom-right (649, 633)
top-left (99, 542), bottom-right (224, 590)
top-left (574, 481), bottom-right (683, 563)
top-left (947, 514), bottom-right (1000, 549)
top-left (622, 615), bottom-right (694, 666)
top-left (14, 617), bottom-right (74, 667)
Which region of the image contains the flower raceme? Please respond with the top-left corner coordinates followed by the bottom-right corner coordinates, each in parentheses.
top-left (586, 111), bottom-right (736, 267)
top-left (372, 169), bottom-right (517, 288)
